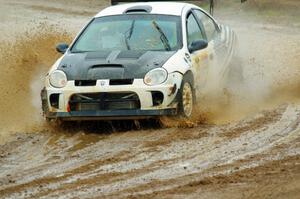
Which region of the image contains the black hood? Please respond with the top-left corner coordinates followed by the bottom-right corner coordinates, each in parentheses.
top-left (57, 50), bottom-right (175, 80)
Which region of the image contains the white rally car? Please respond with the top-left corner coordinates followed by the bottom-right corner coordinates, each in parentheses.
top-left (41, 0), bottom-right (236, 121)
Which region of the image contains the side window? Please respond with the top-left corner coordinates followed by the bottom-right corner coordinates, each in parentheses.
top-left (186, 13), bottom-right (205, 47)
top-left (193, 10), bottom-right (217, 41)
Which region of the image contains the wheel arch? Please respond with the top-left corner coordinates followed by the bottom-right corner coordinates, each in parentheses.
top-left (182, 70), bottom-right (195, 89)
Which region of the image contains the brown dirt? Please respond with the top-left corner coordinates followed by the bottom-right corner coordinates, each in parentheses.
top-left (0, 0), bottom-right (300, 198)
top-left (0, 24), bottom-right (72, 132)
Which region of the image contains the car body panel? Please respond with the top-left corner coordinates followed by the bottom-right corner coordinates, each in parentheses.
top-left (42, 72), bottom-right (183, 118)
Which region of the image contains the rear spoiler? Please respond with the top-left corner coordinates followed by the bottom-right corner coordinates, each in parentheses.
top-left (110, 0), bottom-right (247, 15)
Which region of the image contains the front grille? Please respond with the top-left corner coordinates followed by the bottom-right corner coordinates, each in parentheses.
top-left (109, 79), bottom-right (133, 85)
top-left (69, 92), bottom-right (140, 111)
top-left (75, 80), bottom-right (97, 86)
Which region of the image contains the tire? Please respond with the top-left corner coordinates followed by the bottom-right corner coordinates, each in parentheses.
top-left (178, 76), bottom-right (195, 118)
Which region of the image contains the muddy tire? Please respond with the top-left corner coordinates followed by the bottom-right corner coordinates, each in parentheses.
top-left (178, 77), bottom-right (194, 118)
top-left (46, 118), bottom-right (74, 130)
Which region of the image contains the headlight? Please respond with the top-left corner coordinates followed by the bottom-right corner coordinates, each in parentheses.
top-left (144, 68), bottom-right (168, 86)
top-left (49, 70), bottom-right (67, 88)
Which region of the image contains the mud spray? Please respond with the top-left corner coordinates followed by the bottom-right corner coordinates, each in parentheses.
top-left (0, 24), bottom-right (72, 134)
top-left (197, 16), bottom-right (300, 125)
top-left (162, 12), bottom-right (300, 127)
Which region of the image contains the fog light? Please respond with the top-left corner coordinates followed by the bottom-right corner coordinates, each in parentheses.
top-left (151, 91), bottom-right (164, 106)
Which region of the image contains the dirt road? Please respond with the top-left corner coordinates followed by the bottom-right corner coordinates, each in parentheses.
top-left (0, 0), bottom-right (299, 198)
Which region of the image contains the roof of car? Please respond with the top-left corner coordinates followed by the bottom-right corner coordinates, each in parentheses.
top-left (95, 2), bottom-right (196, 18)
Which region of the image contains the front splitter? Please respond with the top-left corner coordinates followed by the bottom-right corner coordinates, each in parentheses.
top-left (46, 109), bottom-right (177, 121)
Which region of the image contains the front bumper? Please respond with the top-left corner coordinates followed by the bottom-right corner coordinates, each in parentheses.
top-left (42, 73), bottom-right (183, 120)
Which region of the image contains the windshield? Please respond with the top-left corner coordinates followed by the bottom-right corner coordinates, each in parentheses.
top-left (71, 14), bottom-right (182, 52)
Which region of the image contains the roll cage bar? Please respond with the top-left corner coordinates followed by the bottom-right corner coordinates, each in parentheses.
top-left (110, 0), bottom-right (248, 15)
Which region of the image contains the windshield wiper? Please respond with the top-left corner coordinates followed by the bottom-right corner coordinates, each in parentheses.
top-left (151, 21), bottom-right (171, 51)
top-left (124, 20), bottom-right (135, 50)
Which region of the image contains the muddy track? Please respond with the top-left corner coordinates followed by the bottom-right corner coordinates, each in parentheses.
top-left (0, 104), bottom-right (299, 198)
top-left (0, 0), bottom-right (300, 198)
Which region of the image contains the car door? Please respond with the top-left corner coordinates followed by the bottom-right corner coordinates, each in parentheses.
top-left (186, 12), bottom-right (210, 92)
top-left (192, 9), bottom-right (229, 85)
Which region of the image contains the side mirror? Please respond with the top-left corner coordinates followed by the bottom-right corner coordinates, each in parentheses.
top-left (56, 43), bottom-right (69, 54)
top-left (188, 40), bottom-right (208, 53)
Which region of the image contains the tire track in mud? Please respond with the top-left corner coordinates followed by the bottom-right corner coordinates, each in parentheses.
top-left (0, 104), bottom-right (299, 198)
top-left (132, 155), bottom-right (300, 199)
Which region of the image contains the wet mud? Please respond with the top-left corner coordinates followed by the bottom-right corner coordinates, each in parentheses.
top-left (0, 0), bottom-right (300, 198)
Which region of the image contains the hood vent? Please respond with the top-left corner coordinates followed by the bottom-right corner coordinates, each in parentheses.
top-left (124, 5), bottom-right (152, 14)
top-left (91, 64), bottom-right (123, 68)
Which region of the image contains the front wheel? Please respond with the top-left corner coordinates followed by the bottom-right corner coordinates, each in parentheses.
top-left (178, 79), bottom-right (194, 118)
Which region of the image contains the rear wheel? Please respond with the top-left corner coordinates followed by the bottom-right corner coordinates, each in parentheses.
top-left (178, 78), bottom-right (194, 118)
